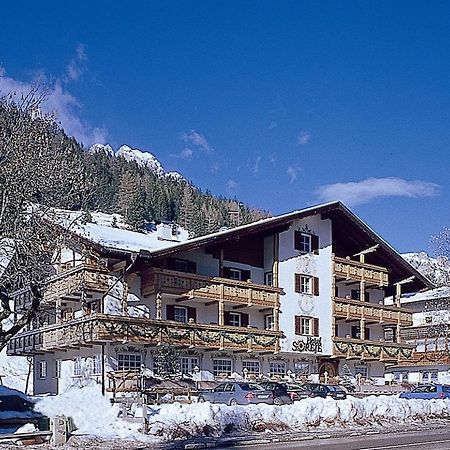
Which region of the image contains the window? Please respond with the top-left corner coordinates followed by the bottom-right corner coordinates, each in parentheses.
top-left (73, 357), bottom-right (82, 376)
top-left (384, 327), bottom-right (396, 343)
top-left (229, 312), bottom-right (241, 327)
top-left (55, 360), bottom-right (61, 378)
top-left (351, 326), bottom-right (370, 340)
top-left (294, 361), bottom-right (310, 375)
top-left (225, 311), bottom-right (249, 327)
top-left (355, 365), bottom-right (368, 378)
top-left (180, 357), bottom-right (199, 374)
top-left (265, 272), bottom-right (273, 286)
top-left (265, 314), bottom-right (274, 330)
top-left (295, 316), bottom-right (319, 336)
top-left (242, 360), bottom-right (260, 375)
top-left (213, 359), bottom-right (232, 377)
top-left (167, 258), bottom-right (196, 273)
top-left (174, 306), bottom-right (188, 323)
top-left (39, 361), bottom-right (47, 379)
top-left (269, 361), bottom-right (286, 377)
top-left (93, 355), bottom-right (102, 375)
top-left (294, 274), bottom-right (319, 295)
top-left (224, 267), bottom-right (251, 281)
top-left (351, 290), bottom-right (370, 302)
top-left (294, 231), bottom-right (319, 253)
top-left (117, 353), bottom-right (142, 371)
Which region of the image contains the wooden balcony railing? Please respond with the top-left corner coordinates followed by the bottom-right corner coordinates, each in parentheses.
top-left (333, 297), bottom-right (413, 326)
top-left (12, 265), bottom-right (109, 311)
top-left (141, 268), bottom-right (283, 307)
top-left (333, 256), bottom-right (389, 286)
top-left (333, 337), bottom-right (414, 362)
top-left (7, 314), bottom-right (282, 356)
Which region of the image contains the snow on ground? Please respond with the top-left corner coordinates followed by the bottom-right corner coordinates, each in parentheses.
top-left (31, 385), bottom-right (450, 442)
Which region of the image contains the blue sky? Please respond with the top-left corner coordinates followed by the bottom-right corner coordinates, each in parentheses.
top-left (1, 1), bottom-right (449, 253)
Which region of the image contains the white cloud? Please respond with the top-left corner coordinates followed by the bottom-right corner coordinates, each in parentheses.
top-left (297, 130), bottom-right (311, 145)
top-left (65, 44), bottom-right (88, 82)
top-left (268, 120), bottom-right (278, 130)
top-left (248, 155), bottom-right (261, 175)
top-left (210, 162), bottom-right (220, 174)
top-left (180, 130), bottom-right (213, 154)
top-left (315, 177), bottom-right (440, 207)
top-left (170, 148), bottom-right (193, 159)
top-left (226, 179), bottom-right (238, 192)
top-left (287, 166), bottom-right (299, 183)
top-left (0, 52), bottom-right (108, 147)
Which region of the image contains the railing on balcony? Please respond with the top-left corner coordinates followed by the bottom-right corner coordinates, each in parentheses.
top-left (333, 297), bottom-right (413, 326)
top-left (333, 256), bottom-right (389, 286)
top-left (12, 265), bottom-right (109, 311)
top-left (7, 314), bottom-right (282, 356)
top-left (141, 268), bottom-right (282, 307)
top-left (333, 336), bottom-right (414, 361)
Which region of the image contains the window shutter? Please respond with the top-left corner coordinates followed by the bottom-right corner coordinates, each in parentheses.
top-left (167, 258), bottom-right (176, 271)
top-left (166, 305), bottom-right (175, 321)
top-left (364, 327), bottom-right (370, 340)
top-left (295, 316), bottom-right (301, 335)
top-left (241, 313), bottom-right (249, 327)
top-left (187, 261), bottom-right (197, 274)
top-left (294, 231), bottom-right (301, 250)
top-left (364, 292), bottom-right (370, 302)
top-left (223, 267), bottom-right (231, 279)
top-left (224, 311), bottom-right (231, 326)
top-left (313, 277), bottom-right (320, 296)
top-left (313, 318), bottom-right (319, 337)
top-left (241, 269), bottom-right (251, 282)
top-left (294, 274), bottom-right (301, 293)
top-left (311, 234), bottom-right (319, 254)
top-left (188, 307), bottom-right (197, 322)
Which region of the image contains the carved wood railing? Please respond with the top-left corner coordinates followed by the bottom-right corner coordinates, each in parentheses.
top-left (333, 297), bottom-right (413, 326)
top-left (141, 268), bottom-right (283, 307)
top-left (333, 256), bottom-right (389, 286)
top-left (7, 314), bottom-right (283, 356)
top-left (333, 336), bottom-right (414, 362)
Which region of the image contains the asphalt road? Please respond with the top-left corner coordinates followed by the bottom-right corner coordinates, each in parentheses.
top-left (218, 428), bottom-right (450, 450)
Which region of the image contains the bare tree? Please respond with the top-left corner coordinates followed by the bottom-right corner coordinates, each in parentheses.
top-left (0, 89), bottom-right (87, 350)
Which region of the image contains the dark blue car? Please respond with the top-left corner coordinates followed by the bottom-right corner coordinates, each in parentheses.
top-left (399, 384), bottom-right (450, 400)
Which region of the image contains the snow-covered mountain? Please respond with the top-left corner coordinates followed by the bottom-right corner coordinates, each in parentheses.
top-left (116, 145), bottom-right (165, 176)
top-left (403, 252), bottom-right (450, 287)
top-left (88, 143), bottom-right (187, 182)
top-left (87, 143), bottom-right (114, 157)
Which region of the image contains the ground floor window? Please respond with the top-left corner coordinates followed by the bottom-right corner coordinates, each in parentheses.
top-left (73, 357), bottom-right (82, 376)
top-left (242, 360), bottom-right (260, 375)
top-left (38, 361), bottom-right (47, 379)
top-left (422, 370), bottom-right (438, 383)
top-left (269, 361), bottom-right (286, 377)
top-left (354, 365), bottom-right (368, 379)
top-left (55, 360), bottom-right (61, 378)
top-left (213, 359), bottom-right (232, 377)
top-left (93, 354), bottom-right (102, 375)
top-left (117, 353), bottom-right (142, 371)
top-left (180, 357), bottom-right (199, 374)
top-left (294, 361), bottom-right (310, 376)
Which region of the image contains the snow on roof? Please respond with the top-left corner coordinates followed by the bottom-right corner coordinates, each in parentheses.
top-left (48, 209), bottom-right (190, 254)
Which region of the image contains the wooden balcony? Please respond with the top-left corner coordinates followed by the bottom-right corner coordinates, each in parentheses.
top-left (333, 256), bottom-right (389, 286)
top-left (333, 297), bottom-right (413, 326)
top-left (13, 265), bottom-right (109, 311)
top-left (333, 337), bottom-right (414, 362)
top-left (141, 268), bottom-right (283, 307)
top-left (7, 314), bottom-right (282, 356)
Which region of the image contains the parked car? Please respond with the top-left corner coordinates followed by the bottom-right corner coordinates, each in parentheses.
top-left (0, 386), bottom-right (49, 433)
top-left (296, 383), bottom-right (347, 400)
top-left (284, 383), bottom-right (312, 401)
top-left (258, 382), bottom-right (293, 405)
top-left (399, 384), bottom-right (450, 400)
top-left (198, 382), bottom-right (274, 405)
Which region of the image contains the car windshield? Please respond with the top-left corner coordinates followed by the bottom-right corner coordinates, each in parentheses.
top-left (238, 383), bottom-right (264, 391)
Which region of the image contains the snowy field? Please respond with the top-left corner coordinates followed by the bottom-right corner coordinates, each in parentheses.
top-left (30, 385), bottom-right (450, 443)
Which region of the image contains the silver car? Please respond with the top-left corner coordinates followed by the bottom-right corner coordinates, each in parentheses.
top-left (198, 382), bottom-right (274, 405)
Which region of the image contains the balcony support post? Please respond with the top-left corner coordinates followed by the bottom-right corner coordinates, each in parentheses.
top-left (155, 292), bottom-right (162, 320)
top-left (218, 299), bottom-right (224, 326)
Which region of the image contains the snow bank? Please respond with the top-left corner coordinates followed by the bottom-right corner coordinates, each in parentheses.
top-left (145, 396), bottom-right (450, 440)
top-left (31, 386), bottom-right (450, 442)
top-left (34, 385), bottom-right (151, 441)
